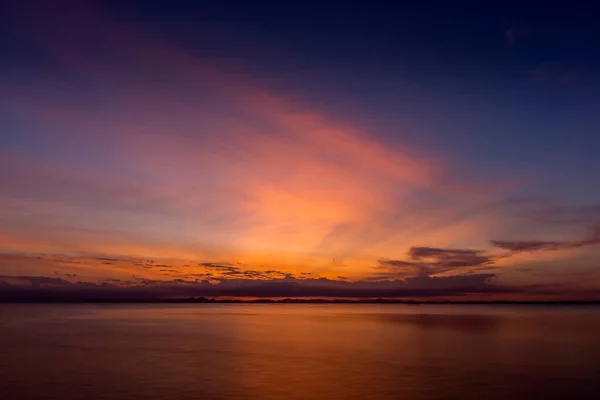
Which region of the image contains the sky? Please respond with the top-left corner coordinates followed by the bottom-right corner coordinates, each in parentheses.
top-left (1, 0), bottom-right (600, 301)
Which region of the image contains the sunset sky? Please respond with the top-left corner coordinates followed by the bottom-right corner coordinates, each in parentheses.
top-left (1, 0), bottom-right (599, 300)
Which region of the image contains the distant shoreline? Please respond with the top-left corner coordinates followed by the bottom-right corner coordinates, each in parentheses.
top-left (1, 298), bottom-right (600, 305)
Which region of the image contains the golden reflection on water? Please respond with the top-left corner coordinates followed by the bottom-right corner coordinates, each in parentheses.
top-left (1, 304), bottom-right (600, 399)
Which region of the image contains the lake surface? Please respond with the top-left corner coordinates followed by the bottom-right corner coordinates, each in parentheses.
top-left (1, 304), bottom-right (599, 399)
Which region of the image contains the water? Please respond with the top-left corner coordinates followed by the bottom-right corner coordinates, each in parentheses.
top-left (1, 304), bottom-right (599, 399)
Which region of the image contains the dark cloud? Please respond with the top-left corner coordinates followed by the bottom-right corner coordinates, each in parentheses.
top-left (0, 273), bottom-right (507, 301)
top-left (197, 262), bottom-right (233, 269)
top-left (380, 227), bottom-right (600, 281)
top-left (103, 278), bottom-right (123, 284)
top-left (196, 262), bottom-right (292, 280)
top-left (158, 267), bottom-right (178, 271)
top-left (378, 246), bottom-right (496, 278)
top-left (47, 254), bottom-right (161, 268)
top-left (54, 271), bottom-right (78, 278)
top-left (1, 232), bottom-right (597, 302)
top-left (490, 229), bottom-right (600, 253)
top-left (0, 275), bottom-right (72, 288)
top-left (1, 253), bottom-right (505, 299)
top-left (410, 247), bottom-right (492, 268)
top-left (491, 240), bottom-right (564, 252)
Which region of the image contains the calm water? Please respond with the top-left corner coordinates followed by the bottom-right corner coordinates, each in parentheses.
top-left (1, 304), bottom-right (600, 399)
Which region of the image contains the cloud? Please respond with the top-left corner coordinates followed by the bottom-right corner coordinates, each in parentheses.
top-left (0, 275), bottom-right (72, 288)
top-left (378, 246), bottom-right (496, 278)
top-left (197, 262), bottom-right (237, 270)
top-left (489, 222), bottom-right (600, 254)
top-left (54, 271), bottom-right (78, 278)
top-left (490, 235), bottom-right (600, 254)
top-left (1, 246), bottom-right (599, 301)
top-left (0, 272), bottom-right (505, 301)
top-left (196, 262), bottom-right (291, 280)
top-left (378, 226), bottom-right (600, 281)
top-left (409, 247), bottom-right (492, 268)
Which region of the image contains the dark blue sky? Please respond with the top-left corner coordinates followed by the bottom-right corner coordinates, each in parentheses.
top-left (98, 0), bottom-right (600, 197)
